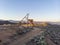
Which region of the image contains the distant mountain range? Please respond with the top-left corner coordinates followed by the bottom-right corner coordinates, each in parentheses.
top-left (8, 20), bottom-right (20, 23)
top-left (0, 20), bottom-right (18, 25)
top-left (0, 20), bottom-right (60, 25)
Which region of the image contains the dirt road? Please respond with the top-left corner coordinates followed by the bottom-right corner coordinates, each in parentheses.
top-left (9, 28), bottom-right (43, 45)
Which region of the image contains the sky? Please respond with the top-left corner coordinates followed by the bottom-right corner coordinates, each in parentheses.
top-left (0, 0), bottom-right (60, 22)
